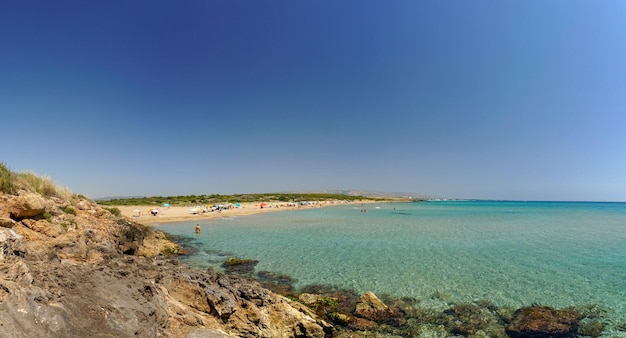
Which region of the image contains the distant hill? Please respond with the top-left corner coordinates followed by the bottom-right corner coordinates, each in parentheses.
top-left (95, 191), bottom-right (437, 203)
top-left (317, 190), bottom-right (437, 201)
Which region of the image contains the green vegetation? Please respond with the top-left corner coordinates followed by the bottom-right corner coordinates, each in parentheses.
top-left (223, 257), bottom-right (257, 266)
top-left (160, 246), bottom-right (179, 256)
top-left (98, 193), bottom-right (380, 206)
top-left (60, 219), bottom-right (77, 232)
top-left (103, 207), bottom-right (121, 217)
top-left (63, 206), bottom-right (77, 215)
top-left (322, 297), bottom-right (339, 308)
top-left (0, 162), bottom-right (15, 194)
top-left (0, 163), bottom-right (74, 200)
top-left (43, 211), bottom-right (52, 223)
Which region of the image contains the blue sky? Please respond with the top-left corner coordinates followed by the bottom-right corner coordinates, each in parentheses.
top-left (2, 1), bottom-right (625, 201)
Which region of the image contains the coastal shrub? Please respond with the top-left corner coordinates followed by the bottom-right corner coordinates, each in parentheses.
top-left (104, 207), bottom-right (121, 217)
top-left (60, 222), bottom-right (68, 232)
top-left (39, 175), bottom-right (56, 197)
top-left (43, 211), bottom-right (52, 223)
top-left (16, 172), bottom-right (44, 194)
top-left (0, 162), bottom-right (15, 194)
top-left (63, 206), bottom-right (77, 215)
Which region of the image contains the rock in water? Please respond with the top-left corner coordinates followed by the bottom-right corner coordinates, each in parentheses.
top-left (354, 291), bottom-right (405, 325)
top-left (507, 305), bottom-right (582, 337)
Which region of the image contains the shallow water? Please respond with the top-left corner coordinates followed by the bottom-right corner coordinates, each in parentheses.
top-left (156, 201), bottom-right (626, 333)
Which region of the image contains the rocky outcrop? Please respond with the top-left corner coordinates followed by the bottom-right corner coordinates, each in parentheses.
top-left (507, 305), bottom-right (582, 337)
top-left (353, 291), bottom-right (404, 326)
top-left (0, 190), bottom-right (330, 337)
top-left (6, 192), bottom-right (48, 219)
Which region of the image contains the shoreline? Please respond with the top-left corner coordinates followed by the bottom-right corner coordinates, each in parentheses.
top-left (113, 199), bottom-right (385, 225)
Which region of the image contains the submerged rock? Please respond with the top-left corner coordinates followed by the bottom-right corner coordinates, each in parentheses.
top-left (443, 303), bottom-right (507, 338)
top-left (507, 305), bottom-right (582, 337)
top-left (222, 257), bottom-right (259, 274)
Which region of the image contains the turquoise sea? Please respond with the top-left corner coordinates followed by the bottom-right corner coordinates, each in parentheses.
top-left (156, 201), bottom-right (626, 335)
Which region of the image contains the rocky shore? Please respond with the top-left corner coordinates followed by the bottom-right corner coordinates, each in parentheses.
top-left (1, 191), bottom-right (331, 337)
top-left (0, 188), bottom-right (615, 337)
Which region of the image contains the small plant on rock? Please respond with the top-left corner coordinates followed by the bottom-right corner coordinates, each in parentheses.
top-left (63, 206), bottom-right (77, 215)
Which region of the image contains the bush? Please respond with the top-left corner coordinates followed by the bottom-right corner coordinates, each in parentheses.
top-left (63, 206), bottom-right (77, 215)
top-left (0, 162), bottom-right (15, 194)
top-left (104, 207), bottom-right (121, 217)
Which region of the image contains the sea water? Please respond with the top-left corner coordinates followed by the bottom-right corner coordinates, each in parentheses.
top-left (156, 201), bottom-right (626, 333)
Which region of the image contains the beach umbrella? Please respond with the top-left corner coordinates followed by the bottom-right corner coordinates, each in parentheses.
top-left (235, 203), bottom-right (241, 207)
top-left (163, 203), bottom-right (170, 208)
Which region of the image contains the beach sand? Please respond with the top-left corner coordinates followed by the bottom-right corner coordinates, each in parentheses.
top-left (114, 200), bottom-right (378, 225)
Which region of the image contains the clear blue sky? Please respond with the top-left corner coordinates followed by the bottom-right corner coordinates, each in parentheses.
top-left (2, 1), bottom-right (625, 201)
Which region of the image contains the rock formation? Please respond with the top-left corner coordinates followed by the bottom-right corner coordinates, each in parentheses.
top-left (507, 306), bottom-right (582, 338)
top-left (0, 190), bottom-right (330, 337)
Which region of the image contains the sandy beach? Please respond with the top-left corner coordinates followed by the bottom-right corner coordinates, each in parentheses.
top-left (115, 200), bottom-right (379, 225)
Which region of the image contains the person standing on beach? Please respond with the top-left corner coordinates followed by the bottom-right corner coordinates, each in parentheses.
top-left (195, 224), bottom-right (201, 234)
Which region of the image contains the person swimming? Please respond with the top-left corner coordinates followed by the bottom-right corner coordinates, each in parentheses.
top-left (195, 224), bottom-right (201, 233)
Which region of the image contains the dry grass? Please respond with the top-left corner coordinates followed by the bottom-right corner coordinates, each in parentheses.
top-left (0, 162), bottom-right (15, 194)
top-left (10, 170), bottom-right (74, 200)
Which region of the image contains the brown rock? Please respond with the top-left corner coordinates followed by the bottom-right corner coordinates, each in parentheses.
top-left (355, 291), bottom-right (388, 316)
top-left (507, 305), bottom-right (582, 337)
top-left (0, 216), bottom-right (17, 228)
top-left (348, 317), bottom-right (378, 331)
top-left (22, 219), bottom-right (64, 238)
top-left (8, 193), bottom-right (47, 219)
top-left (354, 291), bottom-right (404, 325)
top-left (299, 292), bottom-right (326, 306)
top-left (0, 228), bottom-right (26, 262)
